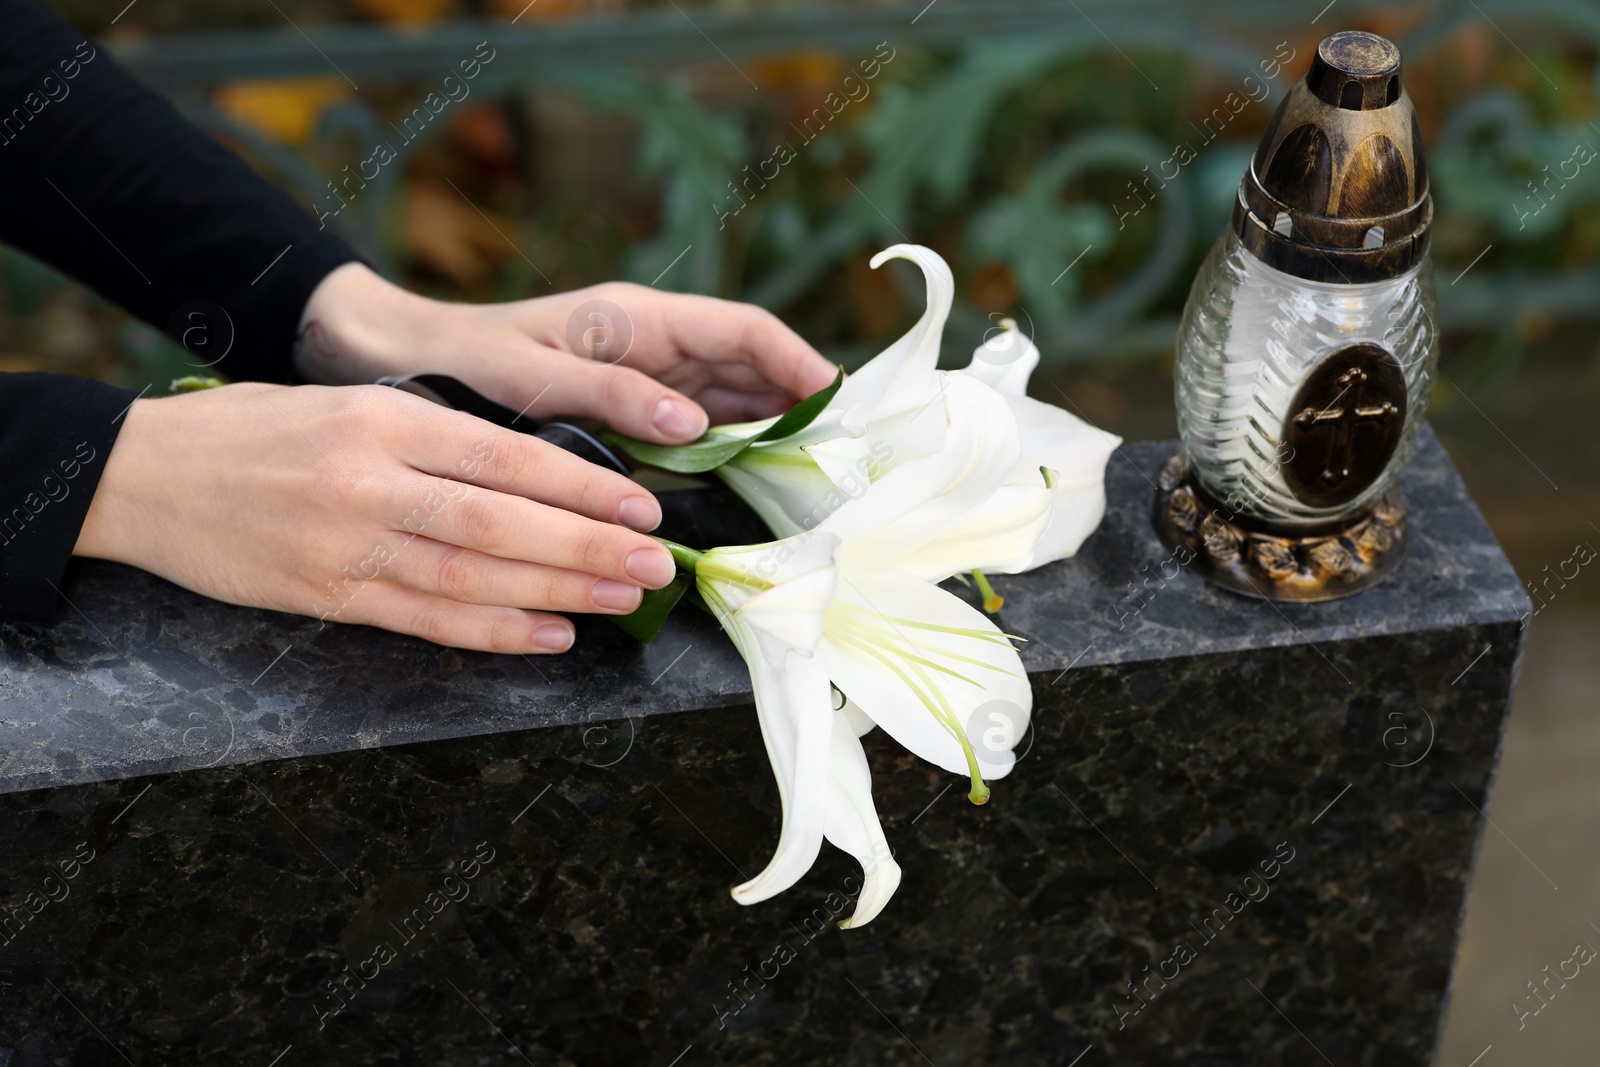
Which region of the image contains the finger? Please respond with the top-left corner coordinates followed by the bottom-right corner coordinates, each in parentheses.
top-left (533, 357), bottom-right (710, 445)
top-left (384, 535), bottom-right (645, 614)
top-left (694, 386), bottom-right (796, 425)
top-left (688, 359), bottom-right (780, 394)
top-left (384, 476), bottom-right (677, 589)
top-left (343, 580), bottom-right (577, 654)
top-left (387, 396), bottom-right (663, 532)
top-left (658, 294), bottom-right (837, 400)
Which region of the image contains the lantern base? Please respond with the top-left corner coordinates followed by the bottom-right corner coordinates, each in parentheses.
top-left (1152, 452), bottom-right (1406, 603)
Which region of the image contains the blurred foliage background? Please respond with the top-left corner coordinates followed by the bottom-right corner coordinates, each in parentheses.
top-left (8, 0), bottom-right (1592, 589)
top-left (8, 0), bottom-right (1600, 1058)
top-left (11, 1), bottom-right (1599, 395)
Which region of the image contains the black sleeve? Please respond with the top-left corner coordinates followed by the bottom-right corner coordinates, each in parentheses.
top-left (0, 373), bottom-right (134, 620)
top-left (0, 0), bottom-right (364, 384)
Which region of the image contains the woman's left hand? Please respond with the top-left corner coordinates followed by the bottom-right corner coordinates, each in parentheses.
top-left (295, 262), bottom-right (837, 445)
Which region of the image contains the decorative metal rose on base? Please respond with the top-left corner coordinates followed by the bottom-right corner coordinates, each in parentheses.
top-left (1155, 30), bottom-right (1440, 602)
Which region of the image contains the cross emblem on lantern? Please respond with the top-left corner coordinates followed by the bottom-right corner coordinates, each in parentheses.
top-left (1282, 343), bottom-right (1409, 508)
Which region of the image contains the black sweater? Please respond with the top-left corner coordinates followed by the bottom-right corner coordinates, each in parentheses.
top-left (0, 0), bottom-right (360, 619)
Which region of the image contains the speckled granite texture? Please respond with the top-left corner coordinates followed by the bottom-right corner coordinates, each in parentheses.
top-left (0, 429), bottom-right (1524, 795)
top-left (0, 430), bottom-right (1526, 1066)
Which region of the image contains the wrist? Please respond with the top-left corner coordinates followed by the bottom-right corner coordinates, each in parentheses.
top-left (74, 398), bottom-right (154, 563)
top-left (294, 263), bottom-right (440, 385)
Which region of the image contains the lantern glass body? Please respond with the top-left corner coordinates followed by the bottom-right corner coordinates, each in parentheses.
top-left (1174, 229), bottom-right (1440, 529)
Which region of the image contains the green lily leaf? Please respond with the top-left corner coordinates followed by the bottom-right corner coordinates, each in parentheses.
top-left (601, 367), bottom-right (843, 473)
top-left (751, 366), bottom-right (844, 442)
top-left (608, 573), bottom-right (690, 643)
top-left (598, 429), bottom-right (751, 474)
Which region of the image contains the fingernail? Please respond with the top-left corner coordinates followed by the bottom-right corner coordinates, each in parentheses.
top-left (534, 623), bottom-right (574, 652)
top-left (625, 546), bottom-right (676, 587)
top-left (592, 578), bottom-right (643, 612)
top-left (618, 494), bottom-right (661, 532)
top-left (651, 397), bottom-right (706, 441)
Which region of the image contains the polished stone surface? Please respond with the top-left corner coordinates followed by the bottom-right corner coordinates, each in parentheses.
top-left (0, 428), bottom-right (1525, 795)
top-left (0, 429), bottom-right (1527, 1067)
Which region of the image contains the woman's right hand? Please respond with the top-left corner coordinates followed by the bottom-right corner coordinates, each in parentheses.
top-left (73, 383), bottom-right (678, 654)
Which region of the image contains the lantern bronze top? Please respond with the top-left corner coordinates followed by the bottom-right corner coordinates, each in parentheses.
top-left (1232, 30), bottom-right (1431, 284)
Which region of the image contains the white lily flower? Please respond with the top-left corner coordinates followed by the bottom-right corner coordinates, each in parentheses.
top-left (691, 373), bottom-right (1038, 926)
top-left (709, 244), bottom-right (955, 537)
top-left (955, 319), bottom-right (1123, 571)
top-left (712, 244), bottom-right (1120, 575)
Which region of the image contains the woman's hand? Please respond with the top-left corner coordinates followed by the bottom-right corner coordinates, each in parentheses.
top-left (73, 383), bottom-right (679, 653)
top-left (294, 262), bottom-right (837, 443)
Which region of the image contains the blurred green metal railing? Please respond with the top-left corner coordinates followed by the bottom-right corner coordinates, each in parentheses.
top-left (96, 0), bottom-right (1600, 365)
top-left (109, 0), bottom-right (1600, 89)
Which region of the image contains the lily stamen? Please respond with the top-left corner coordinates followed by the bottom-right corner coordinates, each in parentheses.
top-left (972, 568), bottom-right (1004, 613)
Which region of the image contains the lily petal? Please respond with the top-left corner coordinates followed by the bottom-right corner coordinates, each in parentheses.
top-left (959, 322), bottom-right (1122, 570)
top-left (824, 372), bottom-right (1022, 574)
top-left (717, 449), bottom-right (839, 539)
top-left (824, 701), bottom-right (902, 928)
top-left (757, 243), bottom-right (956, 484)
top-left (894, 479), bottom-right (1053, 582)
top-left (829, 244), bottom-right (953, 437)
top-left (803, 403), bottom-right (944, 492)
top-left (713, 609), bottom-right (836, 909)
top-left (739, 558), bottom-right (840, 667)
top-left (821, 569), bottom-right (1030, 786)
top-left (993, 390), bottom-right (1121, 569)
top-left (701, 528), bottom-right (841, 590)
top-left (963, 316), bottom-right (1038, 396)
top-left (698, 533), bottom-right (843, 908)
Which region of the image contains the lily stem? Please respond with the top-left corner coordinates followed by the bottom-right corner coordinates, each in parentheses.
top-left (972, 569), bottom-right (1004, 614)
top-left (654, 537), bottom-right (704, 573)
